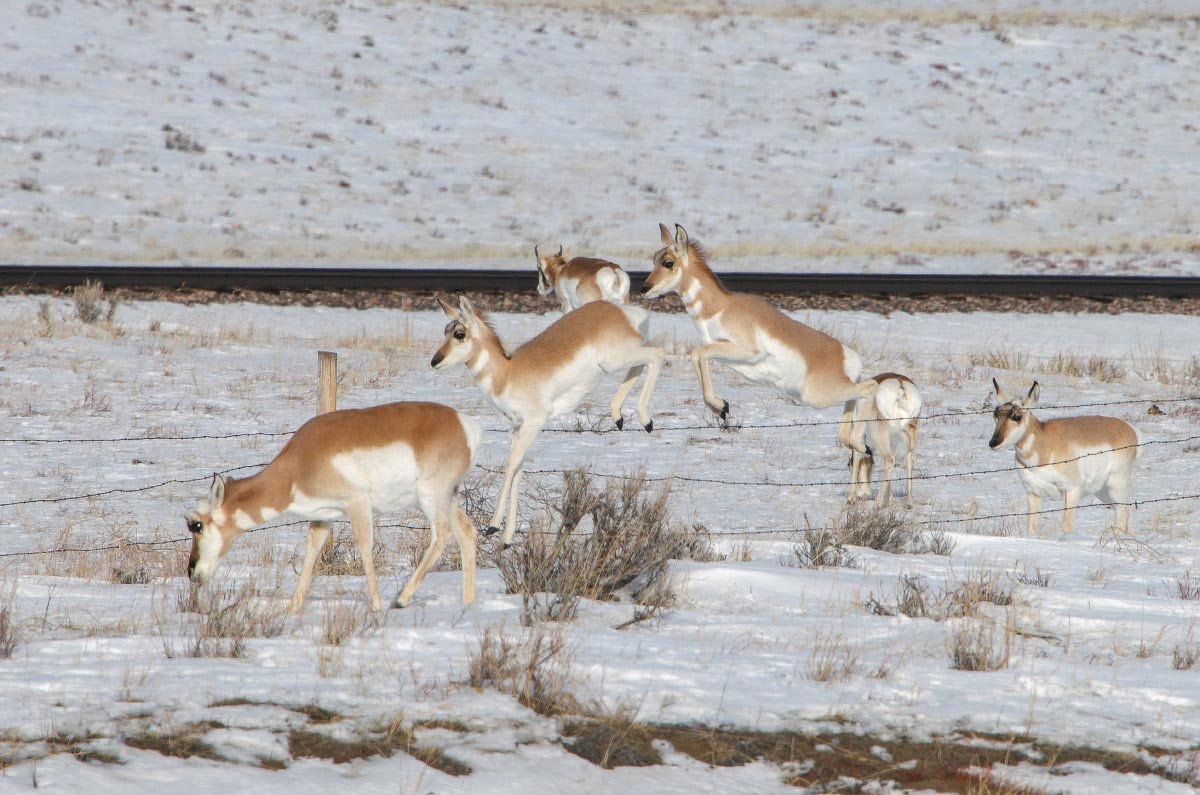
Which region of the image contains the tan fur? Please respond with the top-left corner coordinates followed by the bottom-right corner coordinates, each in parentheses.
top-left (186, 402), bottom-right (479, 611)
top-left (990, 380), bottom-right (1139, 535)
top-left (642, 223), bottom-right (876, 449)
top-left (845, 373), bottom-right (921, 508)
top-left (433, 295), bottom-right (664, 545)
top-left (536, 246), bottom-right (630, 311)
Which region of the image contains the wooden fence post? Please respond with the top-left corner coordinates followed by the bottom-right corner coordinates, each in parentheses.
top-left (318, 351), bottom-right (337, 414)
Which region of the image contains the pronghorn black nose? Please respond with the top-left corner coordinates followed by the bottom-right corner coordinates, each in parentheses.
top-left (640, 283), bottom-right (650, 294)
top-left (430, 354), bottom-right (443, 368)
top-left (988, 436), bottom-right (1001, 449)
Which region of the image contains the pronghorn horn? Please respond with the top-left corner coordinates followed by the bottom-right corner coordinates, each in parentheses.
top-left (556, 244), bottom-right (563, 257)
top-left (534, 243), bottom-right (541, 260)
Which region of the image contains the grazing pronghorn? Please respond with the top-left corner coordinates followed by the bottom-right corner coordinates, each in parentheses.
top-left (641, 223), bottom-right (877, 449)
top-left (185, 402), bottom-right (482, 612)
top-left (432, 294), bottom-right (664, 546)
top-left (989, 379), bottom-right (1139, 536)
top-left (845, 373), bottom-right (922, 508)
top-left (535, 244), bottom-right (631, 312)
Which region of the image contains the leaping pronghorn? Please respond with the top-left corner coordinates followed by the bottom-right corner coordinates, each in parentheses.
top-left (185, 402), bottom-right (482, 612)
top-left (844, 373), bottom-right (922, 508)
top-left (431, 295), bottom-right (664, 546)
top-left (989, 379), bottom-right (1139, 536)
top-left (641, 223), bottom-right (877, 450)
top-left (535, 244), bottom-right (631, 312)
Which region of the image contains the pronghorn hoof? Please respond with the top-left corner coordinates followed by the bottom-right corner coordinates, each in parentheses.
top-left (643, 420), bottom-right (653, 433)
top-left (719, 401), bottom-right (730, 420)
top-left (615, 416), bottom-right (624, 431)
top-left (483, 525), bottom-right (501, 537)
top-left (502, 542), bottom-right (515, 551)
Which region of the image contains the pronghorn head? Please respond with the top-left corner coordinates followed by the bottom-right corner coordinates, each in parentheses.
top-left (185, 473), bottom-right (241, 585)
top-left (534, 244), bottom-right (565, 296)
top-left (432, 295), bottom-right (484, 370)
top-left (641, 223), bottom-right (692, 299)
top-left (989, 379), bottom-right (1040, 450)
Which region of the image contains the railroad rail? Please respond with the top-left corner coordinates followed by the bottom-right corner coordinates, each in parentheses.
top-left (1, 265), bottom-right (1198, 298)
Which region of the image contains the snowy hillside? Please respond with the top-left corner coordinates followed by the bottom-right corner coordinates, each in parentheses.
top-left (1, 0), bottom-right (1197, 273)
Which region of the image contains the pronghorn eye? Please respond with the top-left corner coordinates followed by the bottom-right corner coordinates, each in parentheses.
top-left (663, 260), bottom-right (675, 269)
top-left (1011, 412), bottom-right (1023, 422)
top-left (188, 520), bottom-right (203, 534)
top-left (453, 330), bottom-right (466, 340)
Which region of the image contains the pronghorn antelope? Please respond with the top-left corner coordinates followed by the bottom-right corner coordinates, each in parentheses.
top-left (185, 402), bottom-right (482, 612)
top-left (989, 380), bottom-right (1139, 536)
top-left (845, 373), bottom-right (922, 508)
top-left (432, 294), bottom-right (664, 546)
top-left (535, 244), bottom-right (631, 312)
top-left (641, 223), bottom-right (877, 449)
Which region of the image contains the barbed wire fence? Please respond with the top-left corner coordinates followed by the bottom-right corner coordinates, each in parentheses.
top-left (2, 391), bottom-right (1198, 560)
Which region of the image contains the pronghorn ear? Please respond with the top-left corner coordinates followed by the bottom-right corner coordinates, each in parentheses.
top-left (456, 295), bottom-right (480, 325)
top-left (992, 377), bottom-right (1008, 403)
top-left (436, 295), bottom-right (458, 320)
top-left (1025, 381), bottom-right (1041, 408)
top-left (674, 224), bottom-right (690, 250)
top-left (659, 222), bottom-right (672, 246)
top-left (209, 473), bottom-right (226, 507)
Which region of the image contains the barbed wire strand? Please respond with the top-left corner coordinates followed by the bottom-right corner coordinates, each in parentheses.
top-left (1, 395), bottom-right (1195, 444)
top-left (1, 493), bottom-right (1193, 559)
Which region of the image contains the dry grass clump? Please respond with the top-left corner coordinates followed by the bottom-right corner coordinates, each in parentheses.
top-left (317, 599), bottom-right (377, 646)
top-left (315, 526), bottom-right (393, 577)
top-left (563, 702), bottom-right (661, 769)
top-left (868, 568), bottom-right (1016, 621)
top-left (499, 468), bottom-right (711, 625)
top-left (785, 525), bottom-right (859, 569)
top-left (947, 614), bottom-right (1012, 672)
top-left (1044, 350), bottom-right (1125, 382)
top-left (124, 728), bottom-right (225, 762)
top-left (0, 587), bottom-right (19, 659)
top-left (1171, 570), bottom-right (1200, 601)
top-left (464, 624), bottom-right (579, 717)
top-left (33, 527), bottom-right (185, 584)
top-left (71, 280), bottom-right (118, 325)
top-left (806, 628), bottom-right (861, 683)
top-left (165, 581), bottom-right (290, 659)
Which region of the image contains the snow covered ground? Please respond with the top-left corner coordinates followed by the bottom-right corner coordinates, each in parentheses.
top-left (2, 0), bottom-right (1198, 274)
top-left (1, 294), bottom-right (1199, 792)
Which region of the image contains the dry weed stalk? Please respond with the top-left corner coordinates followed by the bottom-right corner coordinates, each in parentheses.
top-left (499, 468), bottom-right (710, 625)
top-left (465, 623), bottom-right (579, 716)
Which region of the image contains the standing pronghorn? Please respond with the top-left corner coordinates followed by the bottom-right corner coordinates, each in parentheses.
top-left (641, 223), bottom-right (877, 450)
top-left (535, 244), bottom-right (631, 312)
top-left (185, 402), bottom-right (482, 612)
top-left (989, 380), bottom-right (1139, 536)
top-left (431, 294), bottom-right (664, 546)
top-left (844, 373), bottom-right (922, 508)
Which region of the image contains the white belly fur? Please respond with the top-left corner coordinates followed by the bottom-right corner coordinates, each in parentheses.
top-left (1016, 446), bottom-right (1119, 500)
top-left (287, 442), bottom-right (423, 519)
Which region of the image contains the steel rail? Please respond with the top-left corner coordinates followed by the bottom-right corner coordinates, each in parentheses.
top-left (1, 265), bottom-right (1198, 298)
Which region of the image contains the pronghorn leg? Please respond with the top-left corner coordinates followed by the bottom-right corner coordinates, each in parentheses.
top-left (876, 451), bottom-right (896, 508)
top-left (1026, 493), bottom-right (1043, 537)
top-left (345, 498), bottom-right (381, 611)
top-left (289, 521), bottom-right (332, 614)
top-left (904, 420), bottom-right (919, 509)
top-left (394, 499), bottom-right (450, 608)
top-left (1107, 478), bottom-right (1133, 535)
top-left (487, 421), bottom-right (543, 546)
top-left (609, 365), bottom-right (645, 430)
top-left (632, 346), bottom-right (666, 431)
top-left (1062, 488), bottom-right (1081, 535)
top-left (691, 341), bottom-right (756, 419)
top-left (451, 502), bottom-right (477, 604)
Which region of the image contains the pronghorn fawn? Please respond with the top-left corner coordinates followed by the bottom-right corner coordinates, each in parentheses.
top-left (989, 380), bottom-right (1139, 536)
top-left (844, 373), bottom-right (921, 508)
top-left (185, 402), bottom-right (482, 612)
top-left (431, 294), bottom-right (664, 546)
top-left (535, 244), bottom-right (631, 312)
top-left (641, 223), bottom-right (877, 450)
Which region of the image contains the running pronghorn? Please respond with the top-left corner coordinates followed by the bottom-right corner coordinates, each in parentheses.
top-left (844, 373), bottom-right (921, 508)
top-left (432, 294), bottom-right (664, 546)
top-left (641, 223), bottom-right (877, 449)
top-left (185, 402), bottom-right (482, 612)
top-left (989, 380), bottom-right (1139, 536)
top-left (535, 244), bottom-right (631, 312)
